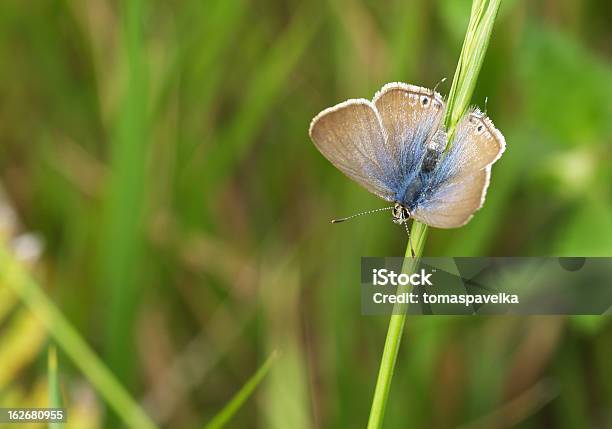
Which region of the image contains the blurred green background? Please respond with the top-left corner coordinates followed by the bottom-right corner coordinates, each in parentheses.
top-left (1, 0), bottom-right (611, 428)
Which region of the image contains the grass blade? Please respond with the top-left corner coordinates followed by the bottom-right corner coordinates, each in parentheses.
top-left (204, 350), bottom-right (279, 429)
top-left (444, 0), bottom-right (502, 132)
top-left (48, 345), bottom-right (64, 429)
top-left (367, 1), bottom-right (502, 427)
top-left (366, 222), bottom-right (428, 429)
top-left (99, 0), bottom-right (149, 391)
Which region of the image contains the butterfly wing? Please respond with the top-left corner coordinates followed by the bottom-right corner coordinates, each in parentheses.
top-left (372, 83), bottom-right (445, 191)
top-left (309, 83), bottom-right (447, 204)
top-left (309, 99), bottom-right (396, 201)
top-left (412, 108), bottom-right (506, 228)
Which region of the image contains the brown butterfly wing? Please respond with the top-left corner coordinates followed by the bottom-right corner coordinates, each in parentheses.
top-left (309, 99), bottom-right (395, 201)
top-left (412, 108), bottom-right (506, 228)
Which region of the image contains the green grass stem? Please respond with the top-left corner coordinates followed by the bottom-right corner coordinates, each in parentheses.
top-left (366, 1), bottom-right (502, 427)
top-left (366, 222), bottom-right (428, 429)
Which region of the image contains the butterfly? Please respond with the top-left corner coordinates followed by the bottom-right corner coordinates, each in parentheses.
top-left (308, 82), bottom-right (505, 239)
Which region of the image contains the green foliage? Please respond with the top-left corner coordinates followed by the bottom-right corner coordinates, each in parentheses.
top-left (0, 245), bottom-right (158, 429)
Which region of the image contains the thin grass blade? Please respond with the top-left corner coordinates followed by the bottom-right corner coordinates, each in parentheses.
top-left (204, 350), bottom-right (279, 429)
top-left (48, 345), bottom-right (64, 429)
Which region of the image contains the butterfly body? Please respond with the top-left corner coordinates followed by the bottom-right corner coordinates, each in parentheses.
top-left (309, 82), bottom-right (505, 229)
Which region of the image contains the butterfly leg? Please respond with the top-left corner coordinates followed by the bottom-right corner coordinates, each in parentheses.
top-left (403, 221), bottom-right (416, 258)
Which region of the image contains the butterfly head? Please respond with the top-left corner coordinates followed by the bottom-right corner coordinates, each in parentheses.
top-left (392, 203), bottom-right (411, 225)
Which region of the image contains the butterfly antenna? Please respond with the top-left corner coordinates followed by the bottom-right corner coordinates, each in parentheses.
top-left (484, 96), bottom-right (489, 115)
top-left (433, 77), bottom-right (447, 94)
top-left (331, 206), bottom-right (394, 224)
top-left (404, 222), bottom-right (416, 258)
